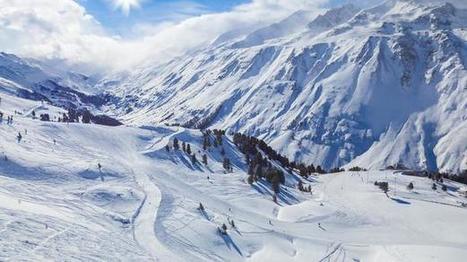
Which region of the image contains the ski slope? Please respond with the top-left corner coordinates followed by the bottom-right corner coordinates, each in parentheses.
top-left (1, 93), bottom-right (467, 261)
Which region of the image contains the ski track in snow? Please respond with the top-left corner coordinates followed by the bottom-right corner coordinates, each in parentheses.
top-left (128, 128), bottom-right (185, 261)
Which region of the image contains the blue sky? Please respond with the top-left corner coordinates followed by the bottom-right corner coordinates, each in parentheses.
top-left (80, 0), bottom-right (251, 35)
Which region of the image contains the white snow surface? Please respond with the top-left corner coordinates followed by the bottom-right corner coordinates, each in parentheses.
top-left (104, 1), bottom-right (467, 173)
top-left (1, 92), bottom-right (467, 261)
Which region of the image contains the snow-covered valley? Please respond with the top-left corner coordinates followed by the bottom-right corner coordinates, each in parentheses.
top-left (1, 92), bottom-right (467, 261)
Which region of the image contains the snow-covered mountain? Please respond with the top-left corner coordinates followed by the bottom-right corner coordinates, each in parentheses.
top-left (104, 0), bottom-right (467, 173)
top-left (0, 52), bottom-right (105, 109)
top-left (2, 1), bottom-right (467, 261)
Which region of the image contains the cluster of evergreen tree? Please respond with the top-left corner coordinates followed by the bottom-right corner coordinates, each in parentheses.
top-left (202, 129), bottom-right (232, 172)
top-left (40, 113), bottom-right (50, 121)
top-left (348, 166), bottom-right (367, 172)
top-left (233, 132), bottom-right (326, 177)
top-left (297, 180), bottom-right (312, 194)
top-left (374, 181), bottom-right (389, 193)
top-left (232, 134), bottom-right (285, 193)
top-left (171, 137), bottom-right (210, 166)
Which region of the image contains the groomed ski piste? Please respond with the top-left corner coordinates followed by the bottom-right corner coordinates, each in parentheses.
top-left (1, 92), bottom-right (467, 261)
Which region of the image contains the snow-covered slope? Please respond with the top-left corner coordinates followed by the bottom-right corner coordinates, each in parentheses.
top-left (1, 92), bottom-right (467, 261)
top-left (104, 1), bottom-right (467, 173)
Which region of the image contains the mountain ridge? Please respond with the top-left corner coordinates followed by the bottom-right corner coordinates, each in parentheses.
top-left (102, 1), bottom-right (467, 173)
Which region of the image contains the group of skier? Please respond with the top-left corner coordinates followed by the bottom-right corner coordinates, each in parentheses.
top-left (0, 112), bottom-right (14, 125)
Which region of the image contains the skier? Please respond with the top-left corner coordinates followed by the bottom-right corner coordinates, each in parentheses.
top-left (221, 223), bottom-right (228, 234)
top-left (199, 202), bottom-right (205, 211)
top-left (17, 132), bottom-right (22, 143)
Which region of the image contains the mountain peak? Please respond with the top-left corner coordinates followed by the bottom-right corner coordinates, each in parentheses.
top-left (307, 4), bottom-right (360, 31)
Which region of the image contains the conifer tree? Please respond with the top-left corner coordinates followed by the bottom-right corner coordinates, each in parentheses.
top-left (173, 138), bottom-right (180, 150)
top-left (187, 144), bottom-right (192, 155)
top-left (223, 157), bottom-right (231, 172)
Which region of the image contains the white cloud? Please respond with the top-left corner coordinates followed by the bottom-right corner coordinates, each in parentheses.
top-left (0, 0), bottom-right (329, 73)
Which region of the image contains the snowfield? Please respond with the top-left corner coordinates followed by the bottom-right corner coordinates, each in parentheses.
top-left (1, 93), bottom-right (467, 261)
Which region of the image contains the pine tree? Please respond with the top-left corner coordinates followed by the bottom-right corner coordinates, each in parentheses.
top-left (247, 175), bottom-right (254, 184)
top-left (316, 165), bottom-right (325, 174)
top-left (165, 145), bottom-right (170, 152)
top-left (309, 164), bottom-right (316, 174)
top-left (255, 164), bottom-right (263, 178)
top-left (82, 110), bottom-right (92, 124)
top-left (223, 157), bottom-right (231, 172)
top-left (173, 138), bottom-right (179, 150)
top-left (182, 141), bottom-right (186, 152)
top-left (298, 180), bottom-right (303, 191)
top-left (271, 171), bottom-right (282, 194)
top-left (191, 154), bottom-right (197, 165)
top-left (187, 143), bottom-right (192, 155)
top-left (202, 154), bottom-right (208, 165)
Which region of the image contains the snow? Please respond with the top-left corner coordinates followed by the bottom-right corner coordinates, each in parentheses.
top-left (103, 1), bottom-right (467, 173)
top-left (1, 92), bottom-right (467, 261)
top-left (0, 1), bottom-right (466, 260)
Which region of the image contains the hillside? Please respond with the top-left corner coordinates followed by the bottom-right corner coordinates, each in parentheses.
top-left (103, 0), bottom-right (467, 173)
top-left (1, 92), bottom-right (467, 261)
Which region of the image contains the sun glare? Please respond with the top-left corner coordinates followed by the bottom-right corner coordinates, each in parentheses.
top-left (112, 0), bottom-right (142, 15)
